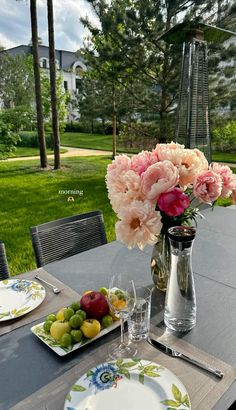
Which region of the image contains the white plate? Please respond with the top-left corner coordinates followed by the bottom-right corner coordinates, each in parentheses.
top-left (0, 279), bottom-right (45, 321)
top-left (31, 320), bottom-right (121, 356)
top-left (63, 358), bottom-right (191, 410)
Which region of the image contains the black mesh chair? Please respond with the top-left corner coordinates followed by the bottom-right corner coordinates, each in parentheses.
top-left (0, 241), bottom-right (10, 280)
top-left (30, 210), bottom-right (107, 267)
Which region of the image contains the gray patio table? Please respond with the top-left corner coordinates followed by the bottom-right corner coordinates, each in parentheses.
top-left (0, 206), bottom-right (235, 409)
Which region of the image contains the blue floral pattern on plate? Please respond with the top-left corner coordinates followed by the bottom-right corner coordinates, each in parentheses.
top-left (0, 279), bottom-right (45, 321)
top-left (11, 280), bottom-right (31, 292)
top-left (88, 363), bottom-right (122, 391)
top-left (64, 358), bottom-right (191, 410)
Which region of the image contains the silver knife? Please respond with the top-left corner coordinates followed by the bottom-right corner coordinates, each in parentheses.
top-left (147, 338), bottom-right (224, 379)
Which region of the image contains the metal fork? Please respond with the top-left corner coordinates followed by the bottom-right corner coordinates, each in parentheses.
top-left (35, 275), bottom-right (62, 294)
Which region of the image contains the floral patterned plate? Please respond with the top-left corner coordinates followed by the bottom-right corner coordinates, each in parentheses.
top-left (31, 320), bottom-right (121, 356)
top-left (0, 279), bottom-right (45, 321)
top-left (64, 358), bottom-right (191, 410)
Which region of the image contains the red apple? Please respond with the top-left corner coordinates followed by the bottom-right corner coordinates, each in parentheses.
top-left (80, 291), bottom-right (109, 320)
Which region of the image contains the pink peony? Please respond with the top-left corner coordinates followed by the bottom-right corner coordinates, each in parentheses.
top-left (157, 188), bottom-right (190, 217)
top-left (106, 146), bottom-right (235, 252)
top-left (177, 149), bottom-right (208, 187)
top-left (116, 200), bottom-right (162, 250)
top-left (141, 160), bottom-right (179, 203)
top-left (193, 148), bottom-right (209, 169)
top-left (154, 142), bottom-right (185, 163)
top-left (193, 170), bottom-right (222, 203)
top-left (107, 154), bottom-right (130, 174)
top-left (108, 170), bottom-right (143, 213)
top-left (106, 154), bottom-right (130, 188)
top-left (210, 163), bottom-right (236, 198)
top-left (154, 144), bottom-right (208, 187)
top-left (130, 150), bottom-right (157, 176)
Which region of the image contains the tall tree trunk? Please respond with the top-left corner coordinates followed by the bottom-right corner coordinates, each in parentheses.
top-left (47, 0), bottom-right (60, 169)
top-left (112, 85), bottom-right (117, 159)
top-left (112, 112), bottom-right (117, 159)
top-left (159, 9), bottom-right (172, 143)
top-left (30, 0), bottom-right (47, 168)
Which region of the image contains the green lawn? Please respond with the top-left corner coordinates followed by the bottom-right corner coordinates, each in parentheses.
top-left (10, 145), bottom-right (236, 164)
top-left (0, 156), bottom-right (116, 276)
top-left (1, 135), bottom-right (236, 277)
top-left (61, 132), bottom-right (113, 151)
top-left (0, 154), bottom-right (235, 276)
top-left (212, 152), bottom-right (236, 163)
top-left (18, 131), bottom-right (236, 163)
top-left (61, 132), bottom-right (236, 162)
top-left (61, 132), bottom-right (138, 154)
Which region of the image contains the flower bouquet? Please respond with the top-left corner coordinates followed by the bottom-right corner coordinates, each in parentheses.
top-left (106, 143), bottom-right (236, 289)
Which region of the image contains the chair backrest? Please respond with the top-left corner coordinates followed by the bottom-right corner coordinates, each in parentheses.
top-left (0, 242), bottom-right (10, 280)
top-left (30, 210), bottom-right (107, 267)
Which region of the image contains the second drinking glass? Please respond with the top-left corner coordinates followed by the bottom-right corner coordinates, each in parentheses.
top-left (108, 273), bottom-right (137, 358)
top-left (128, 286), bottom-right (152, 342)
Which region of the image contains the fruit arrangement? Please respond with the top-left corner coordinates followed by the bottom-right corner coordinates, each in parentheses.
top-left (41, 288), bottom-right (117, 349)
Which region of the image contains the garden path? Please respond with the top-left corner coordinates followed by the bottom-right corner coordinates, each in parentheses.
top-left (3, 146), bottom-right (112, 161)
top-left (2, 147), bottom-right (236, 168)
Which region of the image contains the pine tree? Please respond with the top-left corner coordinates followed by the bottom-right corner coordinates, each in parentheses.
top-left (82, 0), bottom-right (236, 141)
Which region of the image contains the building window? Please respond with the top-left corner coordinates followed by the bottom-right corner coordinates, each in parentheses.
top-left (42, 58), bottom-right (47, 69)
top-left (76, 78), bottom-right (82, 92)
top-left (64, 81), bottom-right (68, 91)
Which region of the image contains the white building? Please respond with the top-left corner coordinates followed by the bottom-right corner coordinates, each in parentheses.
top-left (2, 44), bottom-right (86, 120)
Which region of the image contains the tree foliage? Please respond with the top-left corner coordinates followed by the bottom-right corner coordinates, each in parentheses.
top-left (77, 75), bottom-right (141, 129)
top-left (41, 72), bottom-right (71, 130)
top-left (0, 106), bottom-right (35, 132)
top-left (207, 1), bottom-right (236, 121)
top-left (81, 0), bottom-right (236, 142)
top-left (212, 121), bottom-right (236, 152)
top-left (0, 53), bottom-right (34, 108)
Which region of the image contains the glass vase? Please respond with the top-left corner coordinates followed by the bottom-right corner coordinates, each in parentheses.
top-left (164, 226), bottom-right (196, 332)
top-left (151, 232), bottom-right (170, 292)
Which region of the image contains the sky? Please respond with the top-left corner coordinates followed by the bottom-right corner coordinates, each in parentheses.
top-left (0, 0), bottom-right (98, 51)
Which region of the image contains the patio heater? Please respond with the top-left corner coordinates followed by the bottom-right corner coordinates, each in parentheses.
top-left (159, 21), bottom-right (236, 162)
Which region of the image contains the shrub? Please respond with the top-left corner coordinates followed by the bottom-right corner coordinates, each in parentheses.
top-left (59, 121), bottom-right (66, 133)
top-left (118, 122), bottom-right (160, 150)
top-left (103, 122), bottom-right (114, 135)
top-left (18, 133), bottom-right (54, 149)
top-left (64, 120), bottom-right (113, 134)
top-left (64, 121), bottom-right (89, 133)
top-left (44, 122), bottom-right (52, 133)
top-left (44, 121), bottom-right (66, 133)
top-left (212, 121), bottom-right (236, 152)
top-left (0, 120), bottom-right (20, 158)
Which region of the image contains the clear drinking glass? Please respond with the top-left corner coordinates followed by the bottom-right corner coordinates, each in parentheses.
top-left (128, 286), bottom-right (152, 342)
top-left (108, 274), bottom-right (137, 358)
top-left (164, 226), bottom-right (196, 332)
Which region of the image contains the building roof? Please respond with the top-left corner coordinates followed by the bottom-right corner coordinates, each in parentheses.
top-left (1, 44), bottom-right (85, 71)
